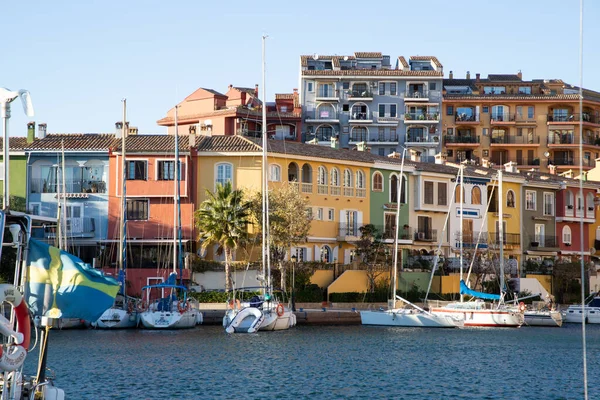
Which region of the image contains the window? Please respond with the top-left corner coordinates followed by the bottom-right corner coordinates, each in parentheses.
top-left (126, 199), bottom-right (149, 221)
top-left (372, 172), bottom-right (383, 192)
top-left (343, 169), bottom-right (353, 196)
top-left (446, 105), bottom-right (454, 116)
top-left (305, 207), bottom-right (313, 219)
top-left (528, 106), bottom-right (534, 119)
top-left (269, 164), bottom-right (281, 182)
top-left (543, 192), bottom-right (554, 216)
top-left (553, 109), bottom-right (569, 122)
top-left (495, 220), bottom-right (507, 244)
top-left (471, 186), bottom-right (482, 205)
top-left (384, 213), bottom-right (396, 239)
top-left (507, 190), bottom-right (516, 208)
top-left (379, 104), bottom-right (385, 116)
top-left (378, 148), bottom-right (385, 156)
top-left (307, 82), bottom-right (313, 92)
top-left (534, 224), bottom-right (545, 246)
top-left (29, 202), bottom-right (41, 215)
top-left (587, 192), bottom-right (595, 212)
top-left (317, 166), bottom-right (327, 185)
top-left (518, 87), bottom-right (531, 94)
top-left (127, 160), bottom-right (147, 180)
top-left (390, 128), bottom-right (397, 141)
top-left (320, 245), bottom-right (332, 262)
top-left (389, 104), bottom-right (397, 118)
top-left (157, 160), bottom-right (183, 181)
top-left (342, 104), bottom-right (349, 112)
top-left (342, 82), bottom-right (349, 90)
top-left (455, 184), bottom-right (465, 203)
top-left (438, 182), bottom-right (447, 206)
top-left (484, 86), bottom-right (506, 94)
top-left (215, 163), bottom-right (233, 187)
top-left (424, 181), bottom-right (434, 204)
top-left (317, 83), bottom-right (335, 97)
top-left (331, 168), bottom-right (340, 187)
top-left (355, 170), bottom-right (365, 189)
top-left (294, 247), bottom-right (306, 262)
top-left (390, 82), bottom-right (397, 96)
top-left (429, 82), bottom-right (437, 91)
top-left (316, 208), bottom-right (323, 221)
top-left (566, 191), bottom-right (574, 209)
top-left (390, 175), bottom-right (398, 203)
top-left (417, 216), bottom-right (432, 238)
top-left (379, 82), bottom-right (385, 95)
top-left (328, 208), bottom-right (335, 221)
top-left (482, 106), bottom-right (489, 113)
top-left (525, 190), bottom-right (536, 210)
top-left (482, 128), bottom-right (489, 136)
top-left (378, 127), bottom-right (385, 141)
top-left (562, 226), bottom-right (572, 244)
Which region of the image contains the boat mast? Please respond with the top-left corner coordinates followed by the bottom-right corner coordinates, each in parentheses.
top-left (175, 106), bottom-right (184, 287)
top-left (61, 140), bottom-right (67, 251)
top-left (173, 105), bottom-right (179, 276)
top-left (459, 163), bottom-right (464, 302)
top-left (119, 99), bottom-right (127, 298)
top-left (55, 153), bottom-right (62, 250)
top-left (390, 149), bottom-right (406, 306)
top-left (498, 169), bottom-right (504, 300)
top-left (261, 35), bottom-right (271, 295)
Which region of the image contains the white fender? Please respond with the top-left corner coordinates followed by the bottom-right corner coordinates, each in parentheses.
top-left (0, 284), bottom-right (31, 372)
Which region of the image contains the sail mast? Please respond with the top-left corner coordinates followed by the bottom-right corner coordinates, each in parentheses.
top-left (498, 169), bottom-right (504, 299)
top-left (459, 164), bottom-right (464, 302)
top-left (173, 105), bottom-right (179, 275)
top-left (175, 108), bottom-right (184, 286)
top-left (61, 140), bottom-right (67, 251)
top-left (119, 99), bottom-right (127, 298)
top-left (390, 148), bottom-right (406, 306)
top-left (261, 35), bottom-right (271, 295)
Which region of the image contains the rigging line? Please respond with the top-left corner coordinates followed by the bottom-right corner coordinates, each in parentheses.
top-left (578, 0), bottom-right (588, 397)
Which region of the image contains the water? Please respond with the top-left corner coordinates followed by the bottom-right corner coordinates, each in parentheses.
top-left (23, 324), bottom-right (600, 399)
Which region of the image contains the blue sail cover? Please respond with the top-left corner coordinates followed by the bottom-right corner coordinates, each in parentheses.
top-left (460, 280), bottom-right (501, 301)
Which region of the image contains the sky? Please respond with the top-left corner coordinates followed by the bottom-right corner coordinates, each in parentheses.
top-left (2, 0), bottom-right (599, 136)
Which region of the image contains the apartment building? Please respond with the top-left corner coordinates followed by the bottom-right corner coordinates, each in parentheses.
top-left (442, 72), bottom-right (600, 172)
top-left (299, 52), bottom-right (443, 160)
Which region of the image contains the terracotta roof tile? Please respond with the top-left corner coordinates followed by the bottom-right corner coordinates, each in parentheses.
top-left (300, 55), bottom-right (355, 67)
top-left (410, 56), bottom-right (443, 68)
top-left (275, 94), bottom-right (294, 100)
top-left (234, 87), bottom-right (257, 96)
top-left (115, 134), bottom-right (190, 153)
top-left (302, 69), bottom-right (442, 77)
top-left (487, 74), bottom-right (521, 81)
top-left (0, 137), bottom-right (30, 151)
top-left (398, 56), bottom-right (409, 68)
top-left (196, 135), bottom-right (261, 153)
top-left (332, 57), bottom-right (341, 68)
top-left (354, 52), bottom-right (382, 58)
top-left (25, 134), bottom-right (118, 151)
top-left (443, 94), bottom-right (582, 101)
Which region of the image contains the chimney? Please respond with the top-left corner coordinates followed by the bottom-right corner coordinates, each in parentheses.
top-left (449, 70), bottom-right (453, 79)
top-left (482, 158), bottom-right (490, 168)
top-left (387, 151), bottom-right (400, 159)
top-left (517, 70), bottom-right (522, 80)
top-left (466, 71), bottom-right (470, 79)
top-left (255, 84), bottom-right (259, 98)
top-left (476, 73), bottom-right (480, 82)
top-left (409, 149), bottom-right (421, 162)
top-left (356, 142), bottom-right (369, 152)
top-left (228, 84), bottom-right (233, 89)
top-left (293, 88), bottom-right (298, 95)
top-left (549, 164), bottom-right (557, 175)
top-left (307, 138), bottom-right (319, 145)
top-left (115, 121), bottom-right (123, 139)
top-left (330, 137), bottom-right (339, 149)
top-left (504, 161), bottom-right (518, 173)
top-left (434, 152), bottom-right (446, 165)
top-left (129, 127), bottom-right (138, 135)
top-left (188, 127), bottom-right (196, 148)
top-left (27, 121), bottom-right (35, 144)
top-left (38, 123), bottom-right (47, 139)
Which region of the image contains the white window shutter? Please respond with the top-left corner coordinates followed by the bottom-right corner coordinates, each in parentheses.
top-left (333, 246), bottom-right (339, 262)
top-left (306, 247), bottom-right (312, 262)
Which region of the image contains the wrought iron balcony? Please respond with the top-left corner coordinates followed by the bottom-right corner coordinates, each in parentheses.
top-left (444, 135), bottom-right (479, 144)
top-left (30, 179), bottom-right (107, 194)
top-left (414, 230), bottom-right (437, 242)
top-left (528, 235), bottom-right (558, 249)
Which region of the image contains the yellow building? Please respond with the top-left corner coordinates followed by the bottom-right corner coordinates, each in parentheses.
top-left (195, 135), bottom-right (376, 264)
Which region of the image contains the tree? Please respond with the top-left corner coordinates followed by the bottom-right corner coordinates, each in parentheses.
top-left (195, 182), bottom-right (250, 292)
top-left (355, 224), bottom-right (390, 294)
top-left (248, 182), bottom-right (312, 290)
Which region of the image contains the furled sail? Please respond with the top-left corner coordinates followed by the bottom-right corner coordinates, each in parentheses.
top-left (459, 280), bottom-right (501, 301)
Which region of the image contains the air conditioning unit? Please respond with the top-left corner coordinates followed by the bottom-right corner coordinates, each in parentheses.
top-left (417, 232), bottom-right (425, 240)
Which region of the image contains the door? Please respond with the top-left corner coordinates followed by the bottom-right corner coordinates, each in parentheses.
top-left (534, 224), bottom-right (545, 247)
top-left (462, 219), bottom-right (474, 244)
top-left (66, 204), bottom-right (84, 234)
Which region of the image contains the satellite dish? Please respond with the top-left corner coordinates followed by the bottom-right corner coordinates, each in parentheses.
top-left (591, 247), bottom-right (596, 255)
top-left (544, 151), bottom-right (550, 158)
top-left (313, 54), bottom-right (319, 60)
top-left (343, 56), bottom-right (349, 61)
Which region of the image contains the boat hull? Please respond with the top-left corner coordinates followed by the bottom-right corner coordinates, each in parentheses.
top-left (224, 304), bottom-right (297, 333)
top-left (259, 310), bottom-right (296, 331)
top-left (564, 306), bottom-right (600, 323)
top-left (57, 318), bottom-right (89, 330)
top-left (139, 310), bottom-right (198, 329)
top-left (524, 311), bottom-right (563, 327)
top-left (360, 309), bottom-right (463, 328)
top-left (430, 307), bottom-right (523, 327)
top-left (92, 308), bottom-right (138, 329)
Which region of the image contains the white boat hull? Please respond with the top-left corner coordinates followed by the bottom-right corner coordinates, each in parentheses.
top-left (92, 308), bottom-right (138, 329)
top-left (360, 309), bottom-right (463, 328)
top-left (430, 307), bottom-right (523, 327)
top-left (524, 310), bottom-right (563, 327)
top-left (139, 309), bottom-right (198, 329)
top-left (259, 309), bottom-right (296, 331)
top-left (564, 306), bottom-right (600, 323)
top-left (224, 304), bottom-right (297, 333)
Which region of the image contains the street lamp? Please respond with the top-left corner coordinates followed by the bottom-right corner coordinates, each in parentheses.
top-left (0, 88), bottom-right (34, 210)
top-left (290, 254), bottom-right (297, 312)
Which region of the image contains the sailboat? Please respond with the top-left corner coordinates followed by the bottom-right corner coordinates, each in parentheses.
top-left (564, 293), bottom-right (600, 324)
top-left (138, 104), bottom-right (202, 329)
top-left (93, 99), bottom-right (139, 329)
top-left (360, 149), bottom-right (462, 328)
top-left (428, 167), bottom-right (524, 327)
top-left (223, 36), bottom-right (296, 333)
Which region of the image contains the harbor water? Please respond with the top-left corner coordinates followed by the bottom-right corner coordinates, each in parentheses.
top-left (24, 324), bottom-right (600, 399)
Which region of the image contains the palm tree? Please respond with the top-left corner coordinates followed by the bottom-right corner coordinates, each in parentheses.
top-left (195, 182), bottom-right (250, 292)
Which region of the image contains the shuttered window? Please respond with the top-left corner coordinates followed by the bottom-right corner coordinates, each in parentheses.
top-left (438, 182), bottom-right (447, 205)
top-left (424, 181), bottom-right (434, 204)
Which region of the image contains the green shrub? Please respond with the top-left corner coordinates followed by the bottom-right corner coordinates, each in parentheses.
top-left (189, 290), bottom-right (262, 303)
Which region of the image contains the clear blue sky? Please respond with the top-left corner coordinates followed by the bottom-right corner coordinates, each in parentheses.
top-left (3, 0), bottom-right (598, 136)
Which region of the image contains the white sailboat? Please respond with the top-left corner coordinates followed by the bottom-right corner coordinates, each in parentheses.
top-left (564, 293), bottom-right (600, 324)
top-left (429, 167), bottom-right (524, 327)
top-left (138, 104), bottom-right (201, 329)
top-left (360, 149), bottom-right (463, 328)
top-left (223, 36), bottom-right (296, 333)
top-left (93, 99), bottom-right (138, 329)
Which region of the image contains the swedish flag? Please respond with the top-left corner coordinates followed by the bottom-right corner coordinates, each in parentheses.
top-left (26, 239), bottom-right (119, 322)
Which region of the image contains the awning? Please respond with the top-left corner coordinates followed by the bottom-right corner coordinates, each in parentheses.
top-left (526, 250), bottom-right (558, 256)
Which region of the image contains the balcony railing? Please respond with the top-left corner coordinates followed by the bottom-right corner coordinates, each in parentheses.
top-left (301, 183), bottom-right (313, 193)
top-left (406, 133), bottom-right (438, 143)
top-left (338, 223), bottom-right (361, 237)
top-left (414, 230), bottom-right (437, 242)
top-left (404, 89), bottom-right (429, 99)
top-left (528, 235), bottom-right (558, 249)
top-left (488, 232), bottom-right (521, 246)
top-left (317, 184), bottom-right (328, 195)
top-left (46, 217), bottom-right (96, 238)
top-left (373, 111), bottom-right (401, 121)
top-left (349, 134), bottom-right (368, 142)
top-left (306, 131), bottom-right (339, 142)
top-left (316, 89), bottom-right (338, 99)
top-left (545, 113), bottom-right (599, 123)
top-left (490, 113), bottom-right (516, 123)
top-left (348, 90), bottom-right (373, 98)
top-left (367, 134), bottom-right (398, 142)
top-left (381, 225), bottom-right (414, 240)
top-left (513, 157), bottom-right (541, 166)
top-left (330, 186), bottom-right (341, 196)
top-left (490, 135), bottom-right (540, 145)
top-left (444, 135), bottom-right (479, 144)
top-left (356, 188), bottom-right (366, 198)
top-left (455, 114), bottom-right (479, 122)
top-left (404, 113), bottom-right (439, 121)
top-left (547, 133), bottom-right (597, 146)
top-left (343, 187), bottom-right (354, 197)
top-left (349, 112), bottom-right (370, 121)
top-left (237, 128), bottom-right (262, 138)
top-left (304, 110), bottom-right (339, 121)
top-left (548, 157), bottom-right (594, 167)
top-left (30, 179), bottom-right (107, 194)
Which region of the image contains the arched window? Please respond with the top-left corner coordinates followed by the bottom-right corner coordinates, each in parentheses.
top-left (343, 169), bottom-right (353, 196)
top-left (355, 170), bottom-right (365, 189)
top-left (215, 162), bottom-right (233, 188)
top-left (330, 168), bottom-right (340, 195)
top-left (471, 186), bottom-right (482, 205)
top-left (455, 184), bottom-right (465, 203)
top-left (506, 190), bottom-right (515, 208)
top-left (268, 164), bottom-right (281, 182)
top-left (301, 164), bottom-right (312, 183)
top-left (315, 125), bottom-right (334, 141)
top-left (587, 192), bottom-right (595, 212)
top-left (577, 194), bottom-right (583, 211)
top-left (317, 166), bottom-right (328, 185)
top-left (566, 190), bottom-right (574, 210)
top-left (562, 225), bottom-right (572, 244)
top-left (288, 162), bottom-right (299, 182)
top-left (372, 172), bottom-right (383, 192)
top-left (350, 126), bottom-right (368, 142)
top-left (390, 175), bottom-right (398, 203)
top-left (320, 245), bottom-right (332, 263)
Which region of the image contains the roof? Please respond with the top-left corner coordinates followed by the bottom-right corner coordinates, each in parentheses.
top-left (196, 135), bottom-right (262, 153)
top-left (443, 94), bottom-right (583, 101)
top-left (115, 134), bottom-right (190, 153)
top-left (184, 88), bottom-right (226, 101)
top-left (487, 74), bottom-right (522, 81)
top-left (397, 56), bottom-right (409, 68)
top-left (302, 69), bottom-right (443, 77)
top-left (0, 137), bottom-right (30, 151)
top-left (275, 93), bottom-right (294, 100)
top-left (410, 56), bottom-right (443, 68)
top-left (233, 87), bottom-right (257, 96)
top-left (354, 52), bottom-right (382, 58)
top-left (25, 134), bottom-right (118, 151)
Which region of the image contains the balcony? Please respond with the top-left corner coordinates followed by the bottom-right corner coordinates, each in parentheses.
top-left (349, 112), bottom-right (373, 123)
top-left (545, 113), bottom-right (598, 124)
top-left (343, 187), bottom-right (354, 197)
top-left (315, 89), bottom-right (339, 102)
top-left (304, 110), bottom-right (339, 123)
top-left (366, 133), bottom-right (398, 143)
top-left (338, 223), bottom-right (362, 240)
top-left (404, 113), bottom-right (439, 123)
top-left (317, 184), bottom-right (328, 195)
top-left (330, 186), bottom-right (341, 196)
top-left (513, 157), bottom-right (541, 167)
top-left (381, 225), bottom-right (414, 241)
top-left (301, 183), bottom-right (313, 193)
top-left (488, 232), bottom-right (521, 247)
top-left (356, 188), bottom-right (366, 198)
top-left (548, 157), bottom-right (594, 168)
top-left (349, 133), bottom-right (368, 142)
top-left (444, 135), bottom-right (480, 146)
top-left (31, 179), bottom-right (107, 195)
top-left (455, 114), bottom-right (480, 124)
top-left (414, 230), bottom-right (437, 242)
top-left (348, 90), bottom-right (373, 101)
top-left (46, 217), bottom-right (96, 238)
top-left (403, 89), bottom-right (429, 101)
top-left (237, 128), bottom-right (262, 138)
top-left (490, 135), bottom-right (540, 146)
top-left (528, 235), bottom-right (559, 249)
top-left (547, 133), bottom-right (598, 146)
top-left (405, 133), bottom-right (440, 147)
top-left (457, 232), bottom-right (521, 247)
top-left (490, 113), bottom-right (516, 124)
top-left (373, 111), bottom-right (401, 124)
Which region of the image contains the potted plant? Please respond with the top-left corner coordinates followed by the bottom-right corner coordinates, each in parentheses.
top-left (418, 114), bottom-right (425, 120)
top-left (567, 205), bottom-right (574, 209)
top-left (404, 113), bottom-right (411, 120)
top-left (531, 241), bottom-right (539, 247)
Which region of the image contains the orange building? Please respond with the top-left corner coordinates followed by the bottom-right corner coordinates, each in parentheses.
top-left (157, 85), bottom-right (302, 141)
